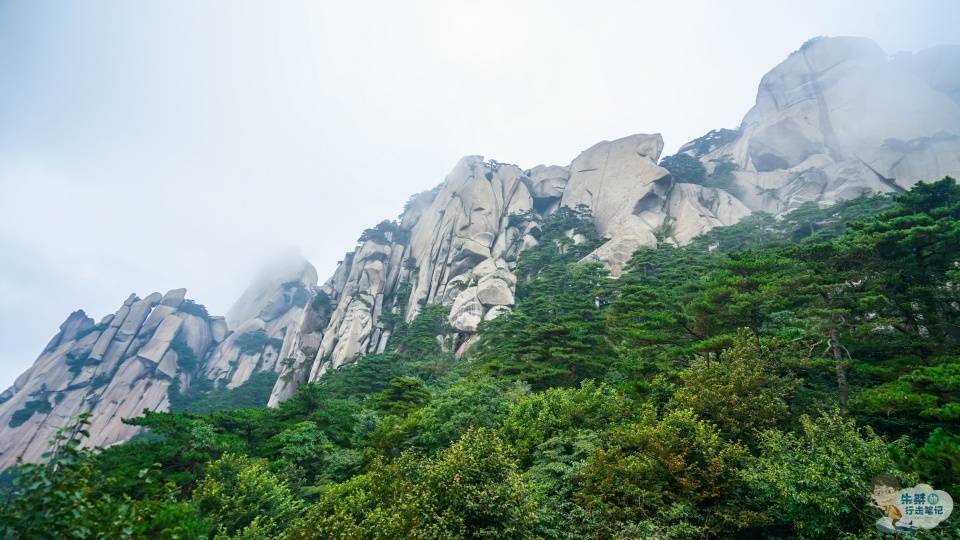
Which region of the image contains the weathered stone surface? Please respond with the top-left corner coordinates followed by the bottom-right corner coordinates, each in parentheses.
top-left (666, 183), bottom-right (752, 245)
top-left (161, 288), bottom-right (187, 308)
top-left (210, 316), bottom-right (228, 342)
top-left (43, 310), bottom-right (94, 352)
top-left (483, 305), bottom-right (512, 321)
top-left (476, 275), bottom-right (514, 306)
top-left (226, 256), bottom-right (317, 329)
top-left (10, 36), bottom-right (960, 459)
top-left (559, 134), bottom-right (676, 273)
top-left (140, 305), bottom-right (177, 336)
top-left (137, 315), bottom-right (183, 364)
top-left (449, 287), bottom-right (484, 332)
top-left (527, 164), bottom-right (569, 199)
top-left (157, 349), bottom-right (179, 379)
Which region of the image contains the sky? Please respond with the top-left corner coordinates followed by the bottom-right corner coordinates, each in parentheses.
top-left (1, 0), bottom-right (958, 389)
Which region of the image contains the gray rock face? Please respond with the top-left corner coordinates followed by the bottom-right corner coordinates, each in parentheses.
top-left (678, 37), bottom-right (960, 216)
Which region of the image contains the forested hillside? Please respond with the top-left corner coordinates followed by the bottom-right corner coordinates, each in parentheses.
top-left (2, 178), bottom-right (958, 539)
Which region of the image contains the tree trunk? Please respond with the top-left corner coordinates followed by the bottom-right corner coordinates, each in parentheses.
top-left (829, 325), bottom-right (849, 411)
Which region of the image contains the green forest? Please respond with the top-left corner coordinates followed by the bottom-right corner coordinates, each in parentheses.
top-left (1, 178), bottom-right (958, 539)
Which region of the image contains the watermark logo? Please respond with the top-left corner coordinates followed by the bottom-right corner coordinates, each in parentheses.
top-left (872, 476), bottom-right (953, 533)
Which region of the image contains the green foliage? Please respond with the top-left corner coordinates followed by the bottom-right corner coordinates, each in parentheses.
top-left (656, 152), bottom-right (741, 191)
top-left (681, 128), bottom-right (741, 157)
top-left (171, 337), bottom-right (200, 372)
top-left (903, 428), bottom-right (960, 494)
top-left (171, 372), bottom-right (279, 414)
top-left (179, 299), bottom-right (211, 319)
top-left (357, 219), bottom-right (408, 245)
top-left (0, 415), bottom-right (211, 539)
top-left (705, 155), bottom-right (738, 190)
top-left (369, 376), bottom-right (431, 417)
top-left (660, 152), bottom-right (707, 184)
top-left (577, 408), bottom-right (751, 536)
top-left (65, 350), bottom-right (98, 375)
top-left (193, 453), bottom-right (303, 538)
top-left (476, 262), bottom-right (615, 389)
top-left (386, 303), bottom-right (451, 362)
top-left (309, 290), bottom-right (333, 331)
top-left (514, 205), bottom-right (603, 282)
top-left (853, 357), bottom-right (960, 423)
top-left (266, 421), bottom-right (334, 481)
top-left (282, 281), bottom-right (311, 308)
top-left (500, 381), bottom-right (635, 465)
top-left (286, 428), bottom-right (540, 539)
top-left (744, 411), bottom-right (907, 538)
top-left (673, 330), bottom-right (798, 440)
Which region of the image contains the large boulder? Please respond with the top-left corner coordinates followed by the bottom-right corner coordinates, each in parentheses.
top-left (449, 287), bottom-right (485, 332)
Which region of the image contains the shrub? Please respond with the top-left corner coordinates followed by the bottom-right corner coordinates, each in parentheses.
top-left (178, 299), bottom-right (211, 319)
top-left (235, 329), bottom-right (283, 355)
top-left (660, 153), bottom-right (707, 184)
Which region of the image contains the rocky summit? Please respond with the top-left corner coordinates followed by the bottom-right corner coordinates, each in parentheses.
top-left (2, 36), bottom-right (959, 468)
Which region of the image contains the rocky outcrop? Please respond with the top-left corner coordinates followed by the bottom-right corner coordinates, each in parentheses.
top-left (0, 290), bottom-right (225, 467)
top-left (205, 258), bottom-right (318, 389)
top-left (0, 256), bottom-right (319, 468)
top-left (676, 37), bottom-right (960, 216)
top-left (267, 137), bottom-right (744, 404)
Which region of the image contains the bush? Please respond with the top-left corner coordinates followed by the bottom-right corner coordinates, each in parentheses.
top-left (178, 299), bottom-right (211, 319)
top-left (576, 409), bottom-right (750, 535)
top-left (673, 329), bottom-right (798, 440)
top-left (357, 220), bottom-right (404, 244)
top-left (282, 281), bottom-right (311, 308)
top-left (193, 453), bottom-right (303, 538)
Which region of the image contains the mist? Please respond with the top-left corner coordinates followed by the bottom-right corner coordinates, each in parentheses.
top-left (1, 0), bottom-right (958, 389)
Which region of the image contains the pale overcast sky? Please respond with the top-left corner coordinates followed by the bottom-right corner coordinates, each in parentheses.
top-left (1, 0), bottom-right (958, 389)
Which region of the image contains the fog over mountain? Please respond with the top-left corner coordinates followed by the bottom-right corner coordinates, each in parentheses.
top-left (1, 0), bottom-right (958, 392)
